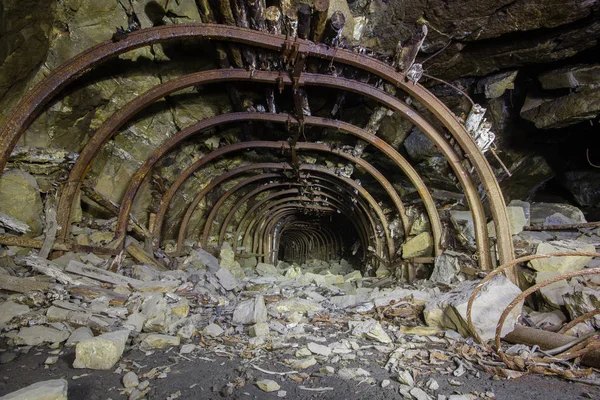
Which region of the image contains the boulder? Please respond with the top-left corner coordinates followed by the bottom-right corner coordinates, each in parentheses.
top-left (401, 232), bottom-right (433, 258)
top-left (536, 271), bottom-right (575, 308)
top-left (0, 170), bottom-right (43, 236)
top-left (73, 330), bottom-right (129, 370)
top-left (249, 323), bottom-right (269, 338)
top-left (184, 248), bottom-right (220, 272)
top-left (424, 274), bottom-right (522, 341)
top-left (219, 243), bottom-right (244, 278)
top-left (0, 379), bottom-right (67, 400)
top-left (232, 295), bottom-right (267, 325)
top-left (256, 262), bottom-right (279, 276)
top-left (215, 267), bottom-right (239, 291)
top-left (528, 240), bottom-right (595, 273)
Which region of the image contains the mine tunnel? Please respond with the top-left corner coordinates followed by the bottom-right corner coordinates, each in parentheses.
top-left (0, 1), bottom-right (600, 399)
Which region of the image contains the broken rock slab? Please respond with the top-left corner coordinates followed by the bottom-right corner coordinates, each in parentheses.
top-left (203, 323), bottom-right (225, 337)
top-left (349, 319), bottom-right (392, 343)
top-left (7, 326), bottom-right (70, 346)
top-left (256, 379), bottom-right (280, 392)
top-left (65, 327), bottom-right (94, 347)
top-left (215, 267), bottom-right (239, 291)
top-left (232, 295), bottom-right (267, 325)
top-left (73, 330), bottom-right (129, 370)
top-left (529, 240), bottom-right (595, 273)
top-left (140, 334), bottom-right (180, 350)
top-left (0, 301), bottom-right (29, 328)
top-left (536, 271), bottom-right (575, 308)
top-left (424, 274), bottom-right (522, 341)
top-left (0, 169), bottom-right (44, 236)
top-left (0, 379), bottom-right (67, 400)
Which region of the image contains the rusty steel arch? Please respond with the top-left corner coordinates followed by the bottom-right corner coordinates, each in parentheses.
top-left (0, 24), bottom-right (515, 274)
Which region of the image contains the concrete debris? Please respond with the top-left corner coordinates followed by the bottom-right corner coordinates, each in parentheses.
top-left (0, 379), bottom-right (67, 400)
top-left (73, 330), bottom-right (129, 370)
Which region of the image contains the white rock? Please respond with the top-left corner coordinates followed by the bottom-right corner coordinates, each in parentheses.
top-left (215, 267), bottom-right (239, 291)
top-left (506, 206), bottom-right (527, 235)
top-left (122, 371), bottom-right (139, 389)
top-left (256, 263), bottom-right (279, 276)
top-left (285, 356), bottom-right (317, 369)
top-left (320, 366), bottom-right (335, 375)
top-left (397, 370), bottom-right (414, 387)
top-left (249, 323), bottom-right (270, 337)
top-left (424, 274), bottom-right (522, 341)
top-left (66, 327), bottom-right (94, 347)
top-left (179, 344), bottom-right (196, 354)
top-left (307, 342), bottom-right (332, 357)
top-left (381, 379), bottom-right (391, 388)
top-left (425, 378), bottom-right (439, 391)
top-left (232, 295), bottom-right (267, 325)
top-left (410, 387), bottom-right (433, 400)
top-left (338, 367), bottom-right (371, 381)
top-left (0, 379), bottom-right (67, 400)
top-left (430, 251), bottom-right (470, 284)
top-left (256, 379), bottom-right (280, 392)
top-left (73, 330), bottom-right (129, 370)
top-left (536, 271), bottom-right (574, 308)
top-left (529, 240), bottom-right (595, 273)
top-left (348, 319), bottom-right (392, 343)
top-left (270, 298), bottom-right (323, 315)
top-left (203, 323), bottom-right (225, 337)
top-left (277, 390), bottom-right (287, 397)
top-left (0, 301), bottom-right (29, 328)
top-left (124, 313), bottom-right (145, 332)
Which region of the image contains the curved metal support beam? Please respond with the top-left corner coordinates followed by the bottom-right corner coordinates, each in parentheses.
top-left (0, 24), bottom-right (512, 269)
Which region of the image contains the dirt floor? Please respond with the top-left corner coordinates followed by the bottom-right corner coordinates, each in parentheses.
top-left (1, 341), bottom-right (598, 400)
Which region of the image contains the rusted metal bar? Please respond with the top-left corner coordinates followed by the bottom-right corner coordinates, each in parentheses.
top-left (151, 142), bottom-right (392, 259)
top-left (0, 25), bottom-right (511, 270)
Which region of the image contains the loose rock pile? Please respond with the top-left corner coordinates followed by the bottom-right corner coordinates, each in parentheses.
top-left (0, 202), bottom-right (598, 399)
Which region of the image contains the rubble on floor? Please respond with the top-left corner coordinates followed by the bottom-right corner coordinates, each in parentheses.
top-left (0, 201), bottom-right (598, 398)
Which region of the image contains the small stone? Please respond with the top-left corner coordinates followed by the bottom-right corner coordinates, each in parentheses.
top-left (448, 379), bottom-right (462, 386)
top-left (140, 334), bottom-right (180, 350)
top-left (256, 379), bottom-right (280, 392)
top-left (138, 381), bottom-right (150, 390)
top-left (295, 347), bottom-right (312, 357)
top-left (338, 367), bottom-right (371, 381)
top-left (307, 342), bottom-right (332, 357)
top-left (44, 356), bottom-right (59, 365)
top-left (285, 356), bottom-right (317, 369)
top-left (73, 330), bottom-right (129, 370)
top-left (381, 379), bottom-right (391, 388)
top-left (122, 371), bottom-right (139, 389)
top-left (277, 390), bottom-right (287, 397)
top-left (65, 327), bottom-right (94, 347)
top-left (410, 387), bottom-right (433, 400)
top-left (203, 323), bottom-right (225, 337)
top-left (0, 379), bottom-right (67, 400)
top-left (320, 366), bottom-right (335, 375)
top-left (425, 378), bottom-right (439, 391)
top-left (397, 370), bottom-right (414, 387)
top-left (249, 323), bottom-right (269, 338)
top-left (448, 396), bottom-right (470, 400)
top-left (179, 344), bottom-right (196, 354)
